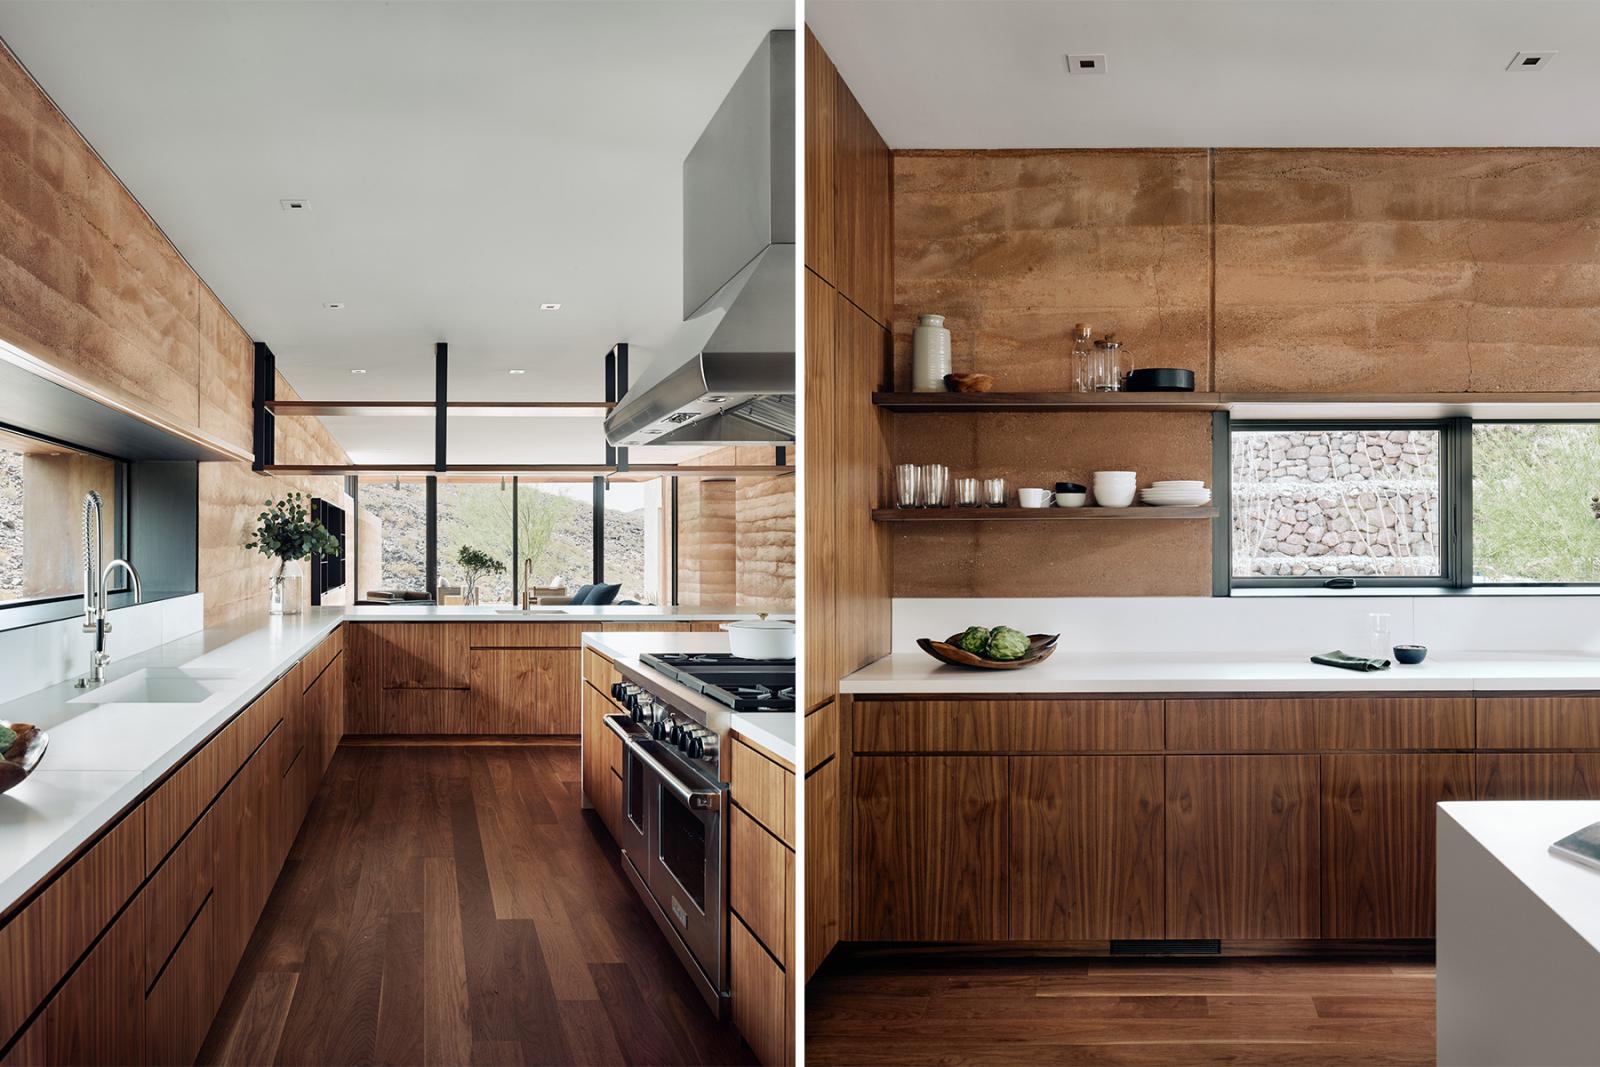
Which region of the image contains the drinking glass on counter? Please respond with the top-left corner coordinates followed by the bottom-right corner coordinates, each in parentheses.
top-left (920, 464), bottom-right (950, 508)
top-left (982, 477), bottom-right (1007, 507)
top-left (895, 464), bottom-right (921, 508)
top-left (1367, 612), bottom-right (1393, 660)
top-left (955, 477), bottom-right (980, 507)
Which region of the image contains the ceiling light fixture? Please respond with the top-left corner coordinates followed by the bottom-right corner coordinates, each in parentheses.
top-left (279, 198), bottom-right (309, 210)
top-left (1508, 51), bottom-right (1556, 70)
top-left (323, 302), bottom-right (345, 310)
top-left (350, 368), bottom-right (367, 375)
top-left (509, 369), bottom-right (527, 375)
top-left (540, 303), bottom-right (562, 311)
top-left (1065, 53), bottom-right (1107, 75)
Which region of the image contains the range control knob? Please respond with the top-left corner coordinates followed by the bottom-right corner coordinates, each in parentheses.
top-left (698, 733), bottom-right (720, 761)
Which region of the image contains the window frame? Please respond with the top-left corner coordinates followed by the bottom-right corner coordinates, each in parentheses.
top-left (1218, 415), bottom-right (1470, 594)
top-left (1465, 417), bottom-right (1600, 590)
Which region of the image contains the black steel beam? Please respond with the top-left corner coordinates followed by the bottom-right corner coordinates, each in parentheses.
top-left (252, 342), bottom-right (276, 471)
top-left (435, 342), bottom-right (448, 472)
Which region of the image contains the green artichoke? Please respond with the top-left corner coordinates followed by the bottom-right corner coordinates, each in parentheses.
top-left (984, 626), bottom-right (1031, 661)
top-left (955, 626), bottom-right (991, 655)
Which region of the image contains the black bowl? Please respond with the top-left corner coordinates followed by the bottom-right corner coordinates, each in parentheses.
top-left (1054, 482), bottom-right (1086, 493)
top-left (1393, 644), bottom-right (1428, 665)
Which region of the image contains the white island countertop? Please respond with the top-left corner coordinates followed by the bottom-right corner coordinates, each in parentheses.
top-left (0, 603), bottom-right (786, 919)
top-left (581, 631), bottom-right (796, 767)
top-left (841, 650), bottom-right (1600, 694)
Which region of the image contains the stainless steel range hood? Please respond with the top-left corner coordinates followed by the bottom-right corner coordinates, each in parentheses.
top-left (605, 30), bottom-right (794, 448)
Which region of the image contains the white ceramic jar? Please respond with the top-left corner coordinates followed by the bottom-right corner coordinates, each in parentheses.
top-left (911, 314), bottom-right (952, 392)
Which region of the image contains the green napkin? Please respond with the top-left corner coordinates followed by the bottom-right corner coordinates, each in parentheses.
top-left (1311, 650), bottom-right (1391, 672)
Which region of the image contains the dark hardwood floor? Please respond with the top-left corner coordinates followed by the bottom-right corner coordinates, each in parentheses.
top-left (806, 955), bottom-right (1435, 1066)
top-left (198, 742), bottom-right (756, 1066)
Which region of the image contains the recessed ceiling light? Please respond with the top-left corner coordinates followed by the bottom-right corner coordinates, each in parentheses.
top-left (1508, 51), bottom-right (1556, 70)
top-left (279, 198), bottom-right (310, 210)
top-left (323, 302), bottom-right (345, 310)
top-left (1065, 53), bottom-right (1106, 75)
top-left (540, 303), bottom-right (562, 311)
top-left (508, 369), bottom-right (526, 375)
top-left (350, 368), bottom-right (367, 375)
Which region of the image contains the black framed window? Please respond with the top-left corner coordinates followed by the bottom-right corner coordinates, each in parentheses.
top-left (1220, 416), bottom-right (1600, 593)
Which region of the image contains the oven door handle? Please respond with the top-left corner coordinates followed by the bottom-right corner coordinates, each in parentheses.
top-left (604, 714), bottom-right (723, 812)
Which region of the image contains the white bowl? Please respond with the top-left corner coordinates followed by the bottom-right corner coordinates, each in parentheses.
top-left (1055, 492), bottom-right (1087, 508)
top-left (1095, 485), bottom-right (1137, 508)
top-left (1093, 470), bottom-right (1136, 479)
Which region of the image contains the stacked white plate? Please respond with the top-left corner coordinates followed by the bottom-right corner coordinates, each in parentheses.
top-left (1140, 480), bottom-right (1211, 507)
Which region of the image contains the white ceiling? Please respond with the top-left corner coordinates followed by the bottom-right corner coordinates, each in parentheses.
top-left (0, 0), bottom-right (790, 463)
top-left (806, 0), bottom-right (1600, 149)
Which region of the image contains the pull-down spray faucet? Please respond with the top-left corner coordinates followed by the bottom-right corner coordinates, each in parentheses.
top-left (77, 490), bottom-right (142, 687)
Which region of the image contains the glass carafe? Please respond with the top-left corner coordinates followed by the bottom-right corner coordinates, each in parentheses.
top-left (1093, 337), bottom-right (1130, 392)
top-left (1069, 323), bottom-right (1094, 392)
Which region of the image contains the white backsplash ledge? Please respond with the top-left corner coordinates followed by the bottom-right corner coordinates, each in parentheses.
top-left (0, 594), bottom-right (205, 703)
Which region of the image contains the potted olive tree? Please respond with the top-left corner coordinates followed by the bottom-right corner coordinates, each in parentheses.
top-left (246, 492), bottom-right (339, 615)
top-left (455, 545), bottom-right (506, 606)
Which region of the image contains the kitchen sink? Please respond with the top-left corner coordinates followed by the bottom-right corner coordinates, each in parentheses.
top-left (494, 608), bottom-right (570, 615)
top-left (69, 667), bottom-right (243, 705)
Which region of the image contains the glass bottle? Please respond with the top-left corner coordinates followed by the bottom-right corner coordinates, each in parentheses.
top-left (1068, 323), bottom-right (1094, 392)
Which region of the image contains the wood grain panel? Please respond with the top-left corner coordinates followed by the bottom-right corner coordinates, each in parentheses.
top-left (804, 28), bottom-right (838, 286)
top-left (143, 805), bottom-right (215, 988)
top-left (852, 756), bottom-right (1007, 941)
top-left (298, 626), bottom-right (344, 693)
top-left (731, 805), bottom-right (792, 966)
top-left (1167, 699), bottom-right (1319, 751)
top-left (833, 296), bottom-right (892, 678)
top-left (805, 699), bottom-right (839, 774)
top-left (1009, 700), bottom-right (1164, 752)
top-left (470, 648), bottom-right (580, 734)
top-left (469, 622), bottom-right (588, 648)
top-left (1316, 697), bottom-right (1473, 750)
top-left (580, 681), bottom-right (615, 818)
top-left (852, 699), bottom-right (1008, 753)
top-left (1215, 148), bottom-right (1600, 394)
top-left (375, 688), bottom-right (471, 734)
top-left (804, 754), bottom-right (840, 981)
top-left (804, 269), bottom-right (838, 712)
top-left (145, 736), bottom-right (223, 875)
top-left (832, 65), bottom-right (892, 326)
top-left (145, 891), bottom-right (217, 1067)
top-left (731, 914), bottom-right (788, 1067)
top-left (732, 737), bottom-right (794, 846)
top-left (1321, 753), bottom-right (1471, 938)
top-left (1476, 752), bottom-right (1600, 799)
top-left (582, 647), bottom-right (621, 696)
top-left (372, 623), bottom-right (469, 689)
top-left (893, 150), bottom-right (1210, 392)
top-left (1476, 695), bottom-right (1600, 749)
top-left (1010, 756), bottom-right (1164, 940)
top-left (0, 805), bottom-right (145, 1046)
top-left (1166, 755), bottom-right (1320, 939)
top-left (342, 620), bottom-right (380, 734)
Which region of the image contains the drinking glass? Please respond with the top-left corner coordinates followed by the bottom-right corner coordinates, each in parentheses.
top-left (920, 464), bottom-right (950, 508)
top-left (955, 477), bottom-right (979, 507)
top-left (983, 477), bottom-right (1007, 507)
top-left (895, 464), bottom-right (921, 508)
top-left (1367, 612), bottom-right (1393, 660)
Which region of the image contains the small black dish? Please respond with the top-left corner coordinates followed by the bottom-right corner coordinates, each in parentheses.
top-left (1393, 644), bottom-right (1428, 665)
top-left (1125, 367), bottom-right (1196, 392)
top-left (1055, 482), bottom-right (1086, 493)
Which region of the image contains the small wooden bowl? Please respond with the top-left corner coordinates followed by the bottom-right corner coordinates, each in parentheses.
top-left (944, 372), bottom-right (994, 393)
top-left (917, 633), bottom-right (1059, 670)
top-left (0, 721), bottom-right (48, 795)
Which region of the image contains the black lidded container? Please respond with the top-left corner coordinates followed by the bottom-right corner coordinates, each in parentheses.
top-left (1125, 368), bottom-right (1196, 392)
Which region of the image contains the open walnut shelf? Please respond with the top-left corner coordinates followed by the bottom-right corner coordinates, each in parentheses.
top-left (872, 505), bottom-right (1218, 522)
top-left (873, 391), bottom-right (1222, 413)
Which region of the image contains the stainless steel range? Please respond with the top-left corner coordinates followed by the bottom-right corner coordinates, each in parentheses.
top-left (602, 652), bottom-right (795, 1015)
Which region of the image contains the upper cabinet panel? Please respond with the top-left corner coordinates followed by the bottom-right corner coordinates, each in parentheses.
top-left (891, 149), bottom-right (1211, 393)
top-left (803, 28), bottom-right (839, 287)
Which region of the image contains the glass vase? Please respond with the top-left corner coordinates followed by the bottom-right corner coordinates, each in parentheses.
top-left (269, 560), bottom-right (303, 615)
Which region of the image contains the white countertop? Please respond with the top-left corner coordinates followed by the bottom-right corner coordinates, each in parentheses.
top-left (840, 650), bottom-right (1600, 694)
top-left (341, 604), bottom-right (789, 623)
top-left (1440, 801), bottom-right (1600, 954)
top-left (580, 631), bottom-right (796, 767)
top-left (0, 607), bottom-right (347, 918)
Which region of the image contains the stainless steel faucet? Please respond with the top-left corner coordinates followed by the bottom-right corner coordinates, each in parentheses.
top-left (78, 490), bottom-right (142, 687)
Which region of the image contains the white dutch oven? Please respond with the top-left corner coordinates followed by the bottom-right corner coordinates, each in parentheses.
top-left (721, 615), bottom-right (796, 660)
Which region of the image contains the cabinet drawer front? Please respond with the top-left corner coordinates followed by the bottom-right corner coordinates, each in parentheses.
top-left (144, 893), bottom-right (216, 1067)
top-left (373, 623), bottom-right (468, 688)
top-left (1477, 696), bottom-right (1600, 749)
top-left (853, 700), bottom-right (1007, 753)
top-left (377, 688), bottom-right (470, 733)
top-left (582, 647), bottom-right (622, 696)
top-left (1316, 697), bottom-right (1472, 750)
top-left (730, 914), bottom-right (787, 1067)
top-left (1011, 700), bottom-right (1163, 752)
top-left (469, 622), bottom-right (588, 648)
top-left (145, 740), bottom-right (223, 875)
top-left (0, 806), bottom-right (145, 1047)
top-left (731, 738), bottom-right (794, 846)
top-left (1167, 699), bottom-right (1317, 752)
top-left (143, 806), bottom-right (215, 986)
top-left (1475, 753), bottom-right (1600, 800)
top-left (805, 700), bottom-right (839, 773)
top-left (731, 805), bottom-right (792, 965)
top-left (299, 626), bottom-right (343, 692)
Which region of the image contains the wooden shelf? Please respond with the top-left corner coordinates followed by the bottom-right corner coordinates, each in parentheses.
top-left (872, 505), bottom-right (1218, 522)
top-left (873, 391), bottom-right (1223, 413)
